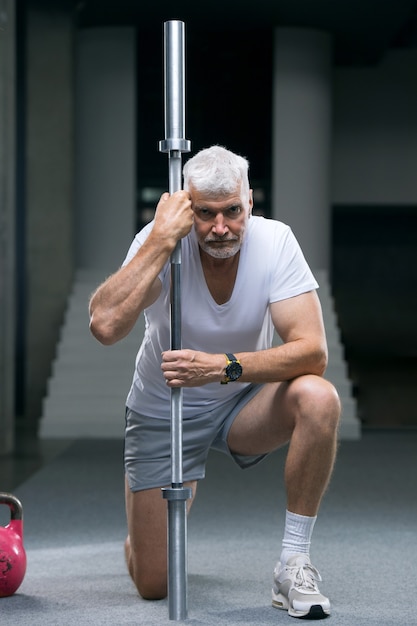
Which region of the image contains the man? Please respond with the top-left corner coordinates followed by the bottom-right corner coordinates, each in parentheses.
top-left (89, 145), bottom-right (340, 620)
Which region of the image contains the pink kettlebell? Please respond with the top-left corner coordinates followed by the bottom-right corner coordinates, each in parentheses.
top-left (0, 493), bottom-right (27, 597)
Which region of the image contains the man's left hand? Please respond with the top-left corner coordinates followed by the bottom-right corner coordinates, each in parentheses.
top-left (161, 349), bottom-right (223, 387)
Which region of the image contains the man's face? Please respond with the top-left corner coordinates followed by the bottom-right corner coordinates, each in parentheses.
top-left (190, 185), bottom-right (253, 260)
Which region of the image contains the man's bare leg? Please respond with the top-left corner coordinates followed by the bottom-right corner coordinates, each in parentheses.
top-left (227, 375), bottom-right (340, 515)
top-left (283, 376), bottom-right (340, 515)
top-left (124, 478), bottom-right (197, 599)
top-left (228, 374), bottom-right (340, 618)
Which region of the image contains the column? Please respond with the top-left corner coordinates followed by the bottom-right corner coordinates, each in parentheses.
top-left (25, 1), bottom-right (74, 423)
top-left (271, 28), bottom-right (332, 271)
top-left (75, 27), bottom-right (136, 271)
top-left (0, 0), bottom-right (15, 453)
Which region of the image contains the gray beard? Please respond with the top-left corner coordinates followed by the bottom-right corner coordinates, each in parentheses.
top-left (199, 238), bottom-right (241, 259)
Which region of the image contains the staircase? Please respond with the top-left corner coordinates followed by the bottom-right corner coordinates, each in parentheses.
top-left (40, 269), bottom-right (360, 439)
top-left (311, 270), bottom-right (360, 439)
top-left (40, 269), bottom-right (142, 439)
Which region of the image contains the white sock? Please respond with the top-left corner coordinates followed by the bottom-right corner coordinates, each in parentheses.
top-left (280, 509), bottom-right (317, 565)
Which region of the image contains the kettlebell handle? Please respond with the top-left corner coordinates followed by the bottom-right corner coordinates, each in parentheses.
top-left (0, 493), bottom-right (23, 521)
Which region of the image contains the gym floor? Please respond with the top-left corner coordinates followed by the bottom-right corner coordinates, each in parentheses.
top-left (0, 432), bottom-right (72, 494)
top-left (3, 430), bottom-right (417, 625)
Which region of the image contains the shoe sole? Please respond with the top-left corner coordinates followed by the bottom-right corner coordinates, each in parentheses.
top-left (272, 600), bottom-right (330, 620)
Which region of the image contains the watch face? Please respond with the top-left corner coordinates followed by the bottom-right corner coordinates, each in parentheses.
top-left (226, 361), bottom-right (243, 381)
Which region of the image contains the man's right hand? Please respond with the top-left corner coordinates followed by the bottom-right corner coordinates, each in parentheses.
top-left (152, 191), bottom-right (194, 249)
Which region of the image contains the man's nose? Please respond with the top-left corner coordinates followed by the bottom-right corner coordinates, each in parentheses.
top-left (212, 213), bottom-right (228, 236)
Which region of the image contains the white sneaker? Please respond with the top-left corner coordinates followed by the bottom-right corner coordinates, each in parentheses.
top-left (272, 554), bottom-right (330, 619)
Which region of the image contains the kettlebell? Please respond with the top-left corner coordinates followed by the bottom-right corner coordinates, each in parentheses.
top-left (0, 493), bottom-right (27, 597)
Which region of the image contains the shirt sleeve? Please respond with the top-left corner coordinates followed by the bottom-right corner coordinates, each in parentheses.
top-left (122, 221), bottom-right (153, 266)
top-left (121, 220), bottom-right (170, 284)
top-left (269, 224), bottom-right (319, 303)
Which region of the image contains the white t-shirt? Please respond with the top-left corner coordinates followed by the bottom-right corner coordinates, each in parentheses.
top-left (123, 216), bottom-right (318, 419)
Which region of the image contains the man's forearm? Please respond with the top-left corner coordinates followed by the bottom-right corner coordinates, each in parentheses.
top-left (161, 340), bottom-right (328, 388)
top-left (89, 233), bottom-right (172, 345)
top-left (236, 340), bottom-right (328, 383)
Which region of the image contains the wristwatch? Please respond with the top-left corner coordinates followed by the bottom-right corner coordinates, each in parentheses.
top-left (221, 353), bottom-right (243, 384)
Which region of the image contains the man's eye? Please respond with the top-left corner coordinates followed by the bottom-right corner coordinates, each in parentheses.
top-left (198, 209), bottom-right (213, 220)
top-left (226, 206), bottom-right (241, 217)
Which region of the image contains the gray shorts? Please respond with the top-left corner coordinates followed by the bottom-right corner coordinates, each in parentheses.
top-left (124, 383), bottom-right (267, 492)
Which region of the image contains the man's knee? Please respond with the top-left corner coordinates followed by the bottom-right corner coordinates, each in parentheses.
top-left (125, 481), bottom-right (197, 601)
top-left (125, 535), bottom-right (168, 600)
top-left (128, 554), bottom-right (167, 600)
top-left (135, 572), bottom-right (167, 601)
top-left (289, 375), bottom-right (341, 431)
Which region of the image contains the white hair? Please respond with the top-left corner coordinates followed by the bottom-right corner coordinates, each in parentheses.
top-left (183, 145), bottom-right (250, 201)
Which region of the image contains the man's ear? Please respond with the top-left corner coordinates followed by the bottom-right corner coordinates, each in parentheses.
top-left (248, 189), bottom-right (253, 217)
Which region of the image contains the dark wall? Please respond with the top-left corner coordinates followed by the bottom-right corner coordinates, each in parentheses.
top-left (136, 25), bottom-right (273, 195)
top-left (332, 205), bottom-right (417, 427)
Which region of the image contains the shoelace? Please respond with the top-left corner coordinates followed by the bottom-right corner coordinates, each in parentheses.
top-left (287, 562), bottom-right (322, 592)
